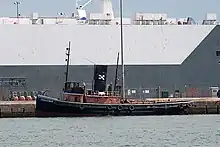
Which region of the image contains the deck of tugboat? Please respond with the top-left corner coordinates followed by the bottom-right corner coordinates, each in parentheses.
top-left (37, 94), bottom-right (193, 106)
top-left (63, 92), bottom-right (120, 98)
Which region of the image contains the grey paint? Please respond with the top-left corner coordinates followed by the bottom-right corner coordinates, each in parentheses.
top-left (0, 65), bottom-right (180, 97)
top-left (181, 25), bottom-right (220, 88)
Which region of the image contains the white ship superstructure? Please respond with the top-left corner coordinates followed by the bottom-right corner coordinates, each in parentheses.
top-left (0, 0), bottom-right (219, 99)
top-left (0, 0), bottom-right (218, 25)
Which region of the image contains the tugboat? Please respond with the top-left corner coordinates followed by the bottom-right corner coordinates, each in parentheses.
top-left (36, 41), bottom-right (192, 117)
top-left (36, 0), bottom-right (192, 117)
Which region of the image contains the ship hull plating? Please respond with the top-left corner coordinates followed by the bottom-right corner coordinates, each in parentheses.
top-left (36, 95), bottom-right (190, 117)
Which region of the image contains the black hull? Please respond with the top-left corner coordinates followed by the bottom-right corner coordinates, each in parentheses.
top-left (36, 95), bottom-right (191, 117)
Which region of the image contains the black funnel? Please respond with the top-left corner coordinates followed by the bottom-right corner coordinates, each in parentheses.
top-left (93, 65), bottom-right (108, 92)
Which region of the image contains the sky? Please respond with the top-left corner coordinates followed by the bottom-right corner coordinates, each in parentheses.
top-left (0, 0), bottom-right (220, 20)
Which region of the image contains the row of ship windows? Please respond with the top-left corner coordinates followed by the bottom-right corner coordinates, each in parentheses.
top-left (3, 19), bottom-right (217, 25)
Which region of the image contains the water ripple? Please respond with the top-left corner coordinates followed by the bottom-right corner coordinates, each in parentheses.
top-left (0, 115), bottom-right (220, 147)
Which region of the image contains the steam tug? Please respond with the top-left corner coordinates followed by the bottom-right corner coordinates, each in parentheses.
top-left (36, 42), bottom-right (192, 117)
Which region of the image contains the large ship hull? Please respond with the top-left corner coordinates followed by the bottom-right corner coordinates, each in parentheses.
top-left (36, 95), bottom-right (191, 117)
top-left (0, 25), bottom-right (220, 99)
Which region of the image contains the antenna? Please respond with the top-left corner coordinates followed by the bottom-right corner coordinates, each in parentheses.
top-left (65, 41), bottom-right (71, 83)
top-left (119, 0), bottom-right (125, 99)
top-left (14, 1), bottom-right (21, 18)
top-left (84, 57), bottom-right (96, 91)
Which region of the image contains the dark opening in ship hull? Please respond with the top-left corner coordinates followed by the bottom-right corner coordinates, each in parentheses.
top-left (36, 95), bottom-right (190, 117)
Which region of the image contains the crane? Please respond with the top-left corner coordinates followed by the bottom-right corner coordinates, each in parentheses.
top-left (75, 0), bottom-right (93, 10)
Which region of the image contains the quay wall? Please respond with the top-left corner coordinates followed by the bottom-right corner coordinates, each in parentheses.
top-left (0, 101), bottom-right (35, 118)
top-left (1, 98), bottom-right (220, 117)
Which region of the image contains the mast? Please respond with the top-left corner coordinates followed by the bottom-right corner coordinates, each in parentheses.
top-left (119, 0), bottom-right (125, 98)
top-left (65, 41), bottom-right (71, 83)
top-left (114, 52), bottom-right (119, 92)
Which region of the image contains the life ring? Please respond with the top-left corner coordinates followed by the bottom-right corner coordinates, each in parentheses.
top-left (79, 104), bottom-right (84, 110)
top-left (107, 105), bottom-right (112, 110)
top-left (179, 104), bottom-right (183, 109)
top-left (118, 105), bottom-right (123, 111)
top-left (129, 105), bottom-right (135, 111)
top-left (187, 103), bottom-right (192, 107)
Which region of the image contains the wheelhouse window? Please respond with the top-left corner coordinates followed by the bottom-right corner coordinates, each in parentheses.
top-left (216, 50), bottom-right (220, 56)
